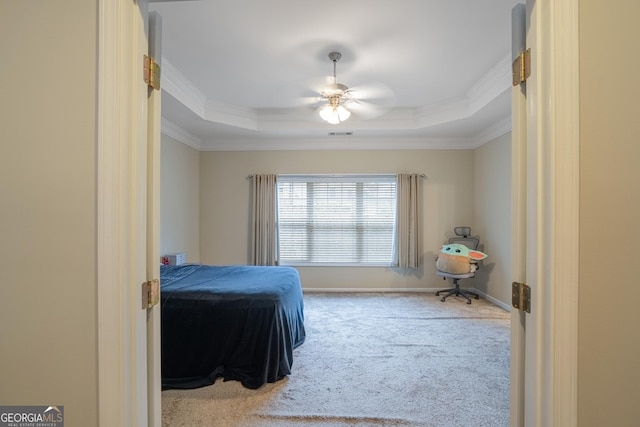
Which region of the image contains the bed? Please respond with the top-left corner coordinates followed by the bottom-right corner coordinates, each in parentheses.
top-left (160, 264), bottom-right (306, 390)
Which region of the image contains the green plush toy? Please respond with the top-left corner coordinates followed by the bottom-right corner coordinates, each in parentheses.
top-left (436, 243), bottom-right (488, 275)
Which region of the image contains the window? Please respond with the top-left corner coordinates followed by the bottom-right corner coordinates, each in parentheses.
top-left (277, 175), bottom-right (397, 266)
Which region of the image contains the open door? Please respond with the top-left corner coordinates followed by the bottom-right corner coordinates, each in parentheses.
top-left (510, 1), bottom-right (579, 426)
top-left (126, 0), bottom-right (163, 425)
top-left (145, 10), bottom-right (163, 427)
top-left (97, 0), bottom-right (162, 426)
top-left (134, 3), bottom-right (163, 426)
top-left (509, 4), bottom-right (527, 425)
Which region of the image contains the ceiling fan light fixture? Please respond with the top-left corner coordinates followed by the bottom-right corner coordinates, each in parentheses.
top-left (319, 105), bottom-right (339, 124)
top-left (319, 104), bottom-right (350, 124)
top-left (336, 105), bottom-right (351, 121)
top-left (322, 83), bottom-right (348, 97)
top-left (319, 52), bottom-right (353, 124)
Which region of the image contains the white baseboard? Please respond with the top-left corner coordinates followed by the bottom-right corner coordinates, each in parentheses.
top-left (303, 287), bottom-right (432, 293)
top-left (469, 288), bottom-right (512, 311)
top-left (302, 287), bottom-right (512, 312)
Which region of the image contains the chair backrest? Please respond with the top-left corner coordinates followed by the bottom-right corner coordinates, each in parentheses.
top-left (436, 228), bottom-right (480, 280)
top-left (453, 226), bottom-right (471, 237)
top-left (448, 226), bottom-right (479, 250)
top-left (448, 236), bottom-right (479, 250)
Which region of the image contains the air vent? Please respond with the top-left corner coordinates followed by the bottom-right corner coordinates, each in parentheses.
top-left (328, 131), bottom-right (353, 136)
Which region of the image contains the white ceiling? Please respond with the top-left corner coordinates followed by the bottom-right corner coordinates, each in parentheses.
top-left (149, 0), bottom-right (521, 150)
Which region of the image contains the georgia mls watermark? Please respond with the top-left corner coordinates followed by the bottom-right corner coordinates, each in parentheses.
top-left (0, 406), bottom-right (63, 427)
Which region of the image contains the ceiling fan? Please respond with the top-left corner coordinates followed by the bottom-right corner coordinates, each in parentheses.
top-left (311, 51), bottom-right (396, 124)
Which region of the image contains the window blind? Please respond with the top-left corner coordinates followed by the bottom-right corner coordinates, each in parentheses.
top-left (277, 175), bottom-right (397, 265)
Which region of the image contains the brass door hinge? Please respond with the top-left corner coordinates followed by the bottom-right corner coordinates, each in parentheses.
top-left (142, 279), bottom-right (160, 309)
top-left (143, 55), bottom-right (161, 90)
top-left (512, 48), bottom-right (531, 86)
top-left (512, 281), bottom-right (531, 313)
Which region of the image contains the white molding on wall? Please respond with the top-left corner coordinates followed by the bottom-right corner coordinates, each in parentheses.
top-left (161, 118), bottom-right (202, 150)
top-left (162, 113), bottom-right (512, 152)
top-left (161, 57), bottom-right (207, 117)
top-left (468, 54), bottom-right (513, 114)
top-left (302, 287), bottom-right (511, 311)
top-left (196, 136), bottom-right (476, 151)
top-left (160, 52), bottom-right (513, 147)
top-left (471, 116), bottom-right (512, 148)
top-left (473, 288), bottom-right (512, 311)
top-left (415, 53), bottom-right (512, 129)
top-left (549, 0), bottom-right (580, 424)
top-left (303, 288), bottom-right (431, 293)
top-left (517, 1), bottom-right (580, 425)
top-left (162, 57), bottom-right (259, 130)
top-left (97, 0), bottom-right (127, 425)
top-left (203, 98), bottom-right (259, 130)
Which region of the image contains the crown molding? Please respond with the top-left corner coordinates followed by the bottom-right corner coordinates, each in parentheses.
top-left (203, 99), bottom-right (258, 130)
top-left (161, 57), bottom-right (206, 117)
top-left (415, 53), bottom-right (511, 128)
top-left (197, 136), bottom-right (475, 151)
top-left (161, 53), bottom-right (512, 149)
top-left (468, 53), bottom-right (512, 113)
top-left (470, 115), bottom-right (512, 148)
top-left (162, 57), bottom-right (258, 129)
top-left (160, 118), bottom-right (202, 150)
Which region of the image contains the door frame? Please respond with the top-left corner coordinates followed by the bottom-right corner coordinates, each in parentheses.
top-left (540, 0), bottom-right (580, 424)
top-left (510, 0), bottom-right (580, 426)
top-left (97, 0), bottom-right (159, 426)
top-left (96, 0), bottom-right (580, 425)
top-left (97, 0), bottom-right (131, 424)
top-left (146, 10), bottom-right (163, 426)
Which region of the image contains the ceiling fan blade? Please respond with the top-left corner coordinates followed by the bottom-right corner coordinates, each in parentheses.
top-left (301, 97), bottom-right (326, 109)
top-left (346, 81), bottom-right (396, 106)
top-left (308, 76), bottom-right (335, 94)
top-left (278, 76), bottom-right (334, 108)
top-left (346, 99), bottom-right (393, 120)
top-left (337, 80), bottom-right (396, 120)
top-left (282, 51), bottom-right (396, 120)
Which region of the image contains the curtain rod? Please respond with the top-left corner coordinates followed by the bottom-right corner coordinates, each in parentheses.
top-left (247, 173), bottom-right (427, 179)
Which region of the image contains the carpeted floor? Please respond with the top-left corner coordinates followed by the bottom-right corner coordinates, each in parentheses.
top-left (162, 292), bottom-right (511, 427)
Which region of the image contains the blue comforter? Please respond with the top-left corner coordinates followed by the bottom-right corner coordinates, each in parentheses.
top-left (160, 264), bottom-right (306, 389)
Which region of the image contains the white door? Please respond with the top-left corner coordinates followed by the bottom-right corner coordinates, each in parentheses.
top-left (145, 10), bottom-right (163, 427)
top-left (97, 0), bottom-right (162, 426)
top-left (128, 0), bottom-right (162, 425)
top-left (509, 4), bottom-right (527, 424)
top-left (134, 2), bottom-right (162, 426)
top-left (510, 1), bottom-right (579, 426)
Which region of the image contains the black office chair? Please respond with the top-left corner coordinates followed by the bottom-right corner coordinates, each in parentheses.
top-left (435, 227), bottom-right (481, 304)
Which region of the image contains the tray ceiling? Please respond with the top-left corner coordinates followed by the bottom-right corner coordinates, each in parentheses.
top-left (150, 0), bottom-right (522, 150)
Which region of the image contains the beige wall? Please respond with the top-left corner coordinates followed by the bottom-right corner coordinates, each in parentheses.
top-left (199, 149), bottom-right (476, 290)
top-left (578, 2), bottom-right (640, 425)
top-left (160, 135), bottom-right (200, 262)
top-left (7, 1), bottom-right (635, 422)
top-left (473, 132), bottom-right (512, 304)
top-left (0, 1), bottom-right (99, 425)
top-left (161, 139), bottom-right (513, 303)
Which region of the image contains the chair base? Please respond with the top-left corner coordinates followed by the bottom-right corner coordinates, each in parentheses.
top-left (435, 280), bottom-right (479, 305)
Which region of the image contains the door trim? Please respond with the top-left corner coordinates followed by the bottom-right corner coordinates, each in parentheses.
top-left (146, 11), bottom-right (163, 426)
top-left (97, 1), bottom-right (126, 425)
top-left (97, 0), bottom-right (147, 425)
top-left (509, 26), bottom-right (527, 427)
top-left (518, 0), bottom-right (579, 425)
top-left (544, 0), bottom-right (580, 424)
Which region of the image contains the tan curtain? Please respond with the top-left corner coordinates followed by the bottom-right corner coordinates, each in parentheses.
top-left (396, 173), bottom-right (420, 268)
top-left (251, 174), bottom-right (278, 266)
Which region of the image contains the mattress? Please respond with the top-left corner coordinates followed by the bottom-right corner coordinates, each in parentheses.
top-left (160, 264), bottom-right (306, 389)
